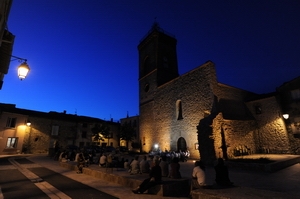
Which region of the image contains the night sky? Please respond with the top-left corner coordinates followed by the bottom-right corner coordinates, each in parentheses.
top-left (1, 0), bottom-right (299, 121)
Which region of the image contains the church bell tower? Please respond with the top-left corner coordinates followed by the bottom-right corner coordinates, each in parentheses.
top-left (138, 23), bottom-right (179, 153)
top-left (138, 22), bottom-right (179, 104)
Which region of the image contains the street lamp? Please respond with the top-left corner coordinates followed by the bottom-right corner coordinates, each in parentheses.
top-left (283, 114), bottom-right (289, 120)
top-left (10, 55), bottom-right (30, 80)
top-left (17, 61), bottom-right (30, 80)
top-left (26, 120), bottom-right (31, 126)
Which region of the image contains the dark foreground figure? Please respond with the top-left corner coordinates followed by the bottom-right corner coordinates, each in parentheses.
top-left (214, 158), bottom-right (233, 186)
top-left (132, 159), bottom-right (162, 194)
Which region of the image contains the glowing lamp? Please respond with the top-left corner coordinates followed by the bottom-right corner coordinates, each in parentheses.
top-left (26, 120), bottom-right (31, 126)
top-left (18, 62), bottom-right (30, 80)
top-left (283, 114), bottom-right (289, 120)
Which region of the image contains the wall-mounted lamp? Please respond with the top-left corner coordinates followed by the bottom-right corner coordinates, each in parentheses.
top-left (283, 114), bottom-right (289, 120)
top-left (10, 55), bottom-right (30, 80)
top-left (26, 120), bottom-right (31, 126)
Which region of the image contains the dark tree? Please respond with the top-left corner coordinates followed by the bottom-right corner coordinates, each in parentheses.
top-left (91, 123), bottom-right (110, 145)
top-left (120, 123), bottom-right (136, 148)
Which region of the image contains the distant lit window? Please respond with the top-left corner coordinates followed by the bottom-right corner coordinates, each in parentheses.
top-left (82, 131), bottom-right (87, 138)
top-left (291, 89), bottom-right (300, 100)
top-left (6, 137), bottom-right (18, 148)
top-left (51, 125), bottom-right (59, 136)
top-left (6, 117), bottom-right (16, 128)
top-left (176, 100), bottom-right (183, 120)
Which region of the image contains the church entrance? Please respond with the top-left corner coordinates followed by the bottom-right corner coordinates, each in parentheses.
top-left (177, 137), bottom-right (187, 151)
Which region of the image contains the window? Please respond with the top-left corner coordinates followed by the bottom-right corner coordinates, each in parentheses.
top-left (6, 137), bottom-right (18, 148)
top-left (6, 117), bottom-right (16, 128)
top-left (82, 131), bottom-right (87, 138)
top-left (176, 100), bottom-right (183, 120)
top-left (51, 125), bottom-right (59, 136)
top-left (291, 89), bottom-right (300, 100)
top-left (255, 105), bottom-right (262, 114)
top-left (144, 83), bottom-right (150, 92)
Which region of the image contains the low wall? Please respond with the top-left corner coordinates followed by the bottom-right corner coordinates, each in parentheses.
top-left (190, 186), bottom-right (293, 199)
top-left (227, 156), bottom-right (300, 172)
top-left (60, 162), bottom-right (190, 197)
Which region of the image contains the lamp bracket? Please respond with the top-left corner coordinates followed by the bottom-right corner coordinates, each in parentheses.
top-left (10, 55), bottom-right (27, 63)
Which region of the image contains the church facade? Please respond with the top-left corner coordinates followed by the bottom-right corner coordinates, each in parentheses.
top-left (138, 24), bottom-right (293, 162)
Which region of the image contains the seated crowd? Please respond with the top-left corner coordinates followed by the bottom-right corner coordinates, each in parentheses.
top-left (57, 146), bottom-right (233, 193)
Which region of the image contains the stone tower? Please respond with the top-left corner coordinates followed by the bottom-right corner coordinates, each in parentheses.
top-left (138, 23), bottom-right (179, 152)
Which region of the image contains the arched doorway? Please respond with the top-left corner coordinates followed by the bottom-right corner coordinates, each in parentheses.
top-left (177, 137), bottom-right (187, 151)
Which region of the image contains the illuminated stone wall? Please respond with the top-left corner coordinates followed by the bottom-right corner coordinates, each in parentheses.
top-left (246, 97), bottom-right (291, 153)
top-left (276, 77), bottom-right (300, 154)
top-left (23, 116), bottom-right (79, 154)
top-left (139, 61), bottom-right (292, 161)
top-left (140, 61), bottom-right (217, 158)
top-left (138, 27), bottom-right (293, 161)
top-left (212, 113), bottom-right (257, 159)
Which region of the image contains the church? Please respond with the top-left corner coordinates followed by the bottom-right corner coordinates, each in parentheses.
top-left (138, 23), bottom-right (296, 163)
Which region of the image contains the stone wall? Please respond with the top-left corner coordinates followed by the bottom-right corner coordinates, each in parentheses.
top-left (139, 62), bottom-right (217, 158)
top-left (23, 116), bottom-right (78, 154)
top-left (139, 48), bottom-right (292, 161)
top-left (140, 101), bottom-right (158, 153)
top-left (212, 113), bottom-right (257, 159)
top-left (0, 112), bottom-right (28, 154)
top-left (246, 96), bottom-right (291, 154)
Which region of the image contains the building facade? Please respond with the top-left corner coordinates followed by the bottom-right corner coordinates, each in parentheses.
top-left (277, 76), bottom-right (300, 153)
top-left (138, 24), bottom-right (295, 163)
top-left (0, 103), bottom-right (120, 155)
top-left (0, 0), bottom-right (14, 89)
top-left (120, 115), bottom-right (140, 151)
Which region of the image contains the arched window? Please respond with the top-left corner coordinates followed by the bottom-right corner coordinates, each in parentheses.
top-left (176, 100), bottom-right (183, 120)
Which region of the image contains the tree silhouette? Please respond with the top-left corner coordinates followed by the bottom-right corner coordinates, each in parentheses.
top-left (91, 123), bottom-right (110, 145)
top-left (120, 122), bottom-right (136, 148)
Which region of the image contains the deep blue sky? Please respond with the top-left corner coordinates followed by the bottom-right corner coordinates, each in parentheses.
top-left (1, 0), bottom-right (300, 121)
